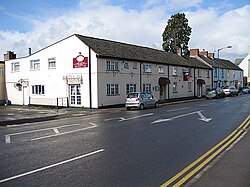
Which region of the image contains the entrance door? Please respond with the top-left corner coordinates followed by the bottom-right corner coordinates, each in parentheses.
top-left (70, 84), bottom-right (81, 106)
top-left (160, 85), bottom-right (167, 100)
top-left (197, 84), bottom-right (202, 97)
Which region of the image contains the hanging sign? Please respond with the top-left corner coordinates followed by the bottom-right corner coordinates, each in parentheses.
top-left (73, 55), bottom-right (88, 68)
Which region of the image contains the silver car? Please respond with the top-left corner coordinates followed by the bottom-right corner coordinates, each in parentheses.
top-left (125, 92), bottom-right (159, 110)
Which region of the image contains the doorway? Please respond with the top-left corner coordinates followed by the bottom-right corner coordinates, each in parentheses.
top-left (70, 84), bottom-right (81, 106)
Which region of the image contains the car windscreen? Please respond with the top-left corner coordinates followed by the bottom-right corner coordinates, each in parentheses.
top-left (127, 93), bottom-right (139, 98)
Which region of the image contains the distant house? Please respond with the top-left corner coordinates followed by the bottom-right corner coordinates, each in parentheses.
top-left (190, 49), bottom-right (243, 88)
top-left (4, 34), bottom-right (212, 108)
top-left (0, 61), bottom-right (7, 105)
top-left (237, 46), bottom-right (250, 85)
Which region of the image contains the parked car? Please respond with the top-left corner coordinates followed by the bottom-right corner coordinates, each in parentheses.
top-left (205, 88), bottom-right (225, 99)
top-left (222, 86), bottom-right (238, 96)
top-left (242, 86), bottom-right (250, 94)
top-left (125, 92), bottom-right (159, 110)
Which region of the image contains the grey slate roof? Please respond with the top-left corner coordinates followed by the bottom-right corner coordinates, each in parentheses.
top-left (199, 55), bottom-right (242, 71)
top-left (75, 34), bottom-right (211, 69)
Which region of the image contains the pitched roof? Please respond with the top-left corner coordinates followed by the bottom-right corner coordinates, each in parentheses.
top-left (217, 58), bottom-right (243, 71)
top-left (75, 34), bottom-right (211, 69)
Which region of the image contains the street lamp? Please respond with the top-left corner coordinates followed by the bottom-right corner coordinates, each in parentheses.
top-left (217, 45), bottom-right (232, 59)
top-left (216, 45), bottom-right (232, 88)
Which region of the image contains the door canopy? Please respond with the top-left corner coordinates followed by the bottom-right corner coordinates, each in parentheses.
top-left (159, 77), bottom-right (171, 86)
top-left (197, 79), bottom-right (206, 84)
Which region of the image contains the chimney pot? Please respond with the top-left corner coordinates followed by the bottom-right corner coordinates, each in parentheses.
top-left (199, 49), bottom-right (208, 57)
top-left (190, 49), bottom-right (199, 57)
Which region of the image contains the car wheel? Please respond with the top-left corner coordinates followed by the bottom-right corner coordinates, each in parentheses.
top-left (155, 102), bottom-right (159, 108)
top-left (139, 104), bottom-right (144, 110)
top-left (126, 107), bottom-right (131, 110)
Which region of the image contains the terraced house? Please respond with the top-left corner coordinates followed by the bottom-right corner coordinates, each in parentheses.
top-left (190, 49), bottom-right (243, 89)
top-left (4, 34), bottom-right (212, 108)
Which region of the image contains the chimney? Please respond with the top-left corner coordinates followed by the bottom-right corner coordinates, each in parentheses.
top-left (28, 48), bottom-right (32, 56)
top-left (199, 49), bottom-right (208, 57)
top-left (208, 52), bottom-right (214, 58)
top-left (190, 49), bottom-right (199, 57)
top-left (4, 51), bottom-right (16, 61)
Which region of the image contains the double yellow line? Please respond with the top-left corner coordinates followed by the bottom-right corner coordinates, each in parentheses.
top-left (160, 114), bottom-right (250, 187)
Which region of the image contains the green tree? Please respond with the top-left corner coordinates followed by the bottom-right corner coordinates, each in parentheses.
top-left (162, 13), bottom-right (192, 56)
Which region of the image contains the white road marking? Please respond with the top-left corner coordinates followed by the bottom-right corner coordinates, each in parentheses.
top-left (197, 111), bottom-right (212, 122)
top-left (151, 110), bottom-right (212, 124)
top-left (0, 149), bottom-right (105, 184)
top-left (53, 128), bottom-right (60, 134)
top-left (104, 117), bottom-right (125, 122)
top-left (5, 135), bottom-right (11, 144)
top-left (31, 122), bottom-right (97, 141)
top-left (167, 107), bottom-right (191, 112)
top-left (119, 113), bottom-right (154, 122)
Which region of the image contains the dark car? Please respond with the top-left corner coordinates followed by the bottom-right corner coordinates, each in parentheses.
top-left (205, 88), bottom-right (225, 99)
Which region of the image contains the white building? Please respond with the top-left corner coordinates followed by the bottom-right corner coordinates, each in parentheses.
top-left (5, 34), bottom-right (212, 108)
top-left (238, 46), bottom-right (250, 85)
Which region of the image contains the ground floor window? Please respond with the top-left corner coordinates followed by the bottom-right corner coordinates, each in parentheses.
top-left (32, 85), bottom-right (45, 95)
top-left (188, 82), bottom-right (192, 92)
top-left (173, 82), bottom-right (178, 93)
top-left (107, 84), bottom-right (119, 95)
top-left (143, 84), bottom-right (151, 93)
top-left (126, 84), bottom-right (136, 94)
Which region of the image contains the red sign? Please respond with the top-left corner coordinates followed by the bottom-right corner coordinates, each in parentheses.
top-left (73, 55), bottom-right (88, 68)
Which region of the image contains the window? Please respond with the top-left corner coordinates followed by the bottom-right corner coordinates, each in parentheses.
top-left (32, 85), bottom-right (45, 95)
top-left (0, 68), bottom-right (4, 76)
top-left (11, 62), bottom-right (20, 72)
top-left (221, 69), bottom-right (224, 78)
top-left (143, 64), bottom-right (152, 73)
top-left (126, 84), bottom-right (136, 94)
top-left (173, 66), bottom-right (177, 76)
top-left (207, 70), bottom-right (210, 78)
top-left (30, 59), bottom-right (40, 70)
top-left (188, 82), bottom-right (192, 92)
top-left (198, 69), bottom-right (201, 77)
top-left (143, 84), bottom-right (151, 93)
top-left (48, 57), bottom-right (56, 69)
top-left (189, 68), bottom-right (192, 77)
top-left (107, 84), bottom-right (119, 95)
top-left (133, 62), bottom-right (138, 69)
top-left (106, 60), bottom-right (118, 71)
top-left (173, 82), bottom-right (177, 93)
top-left (124, 61), bottom-right (129, 69)
top-left (159, 66), bottom-right (164, 74)
top-left (214, 68), bottom-right (217, 78)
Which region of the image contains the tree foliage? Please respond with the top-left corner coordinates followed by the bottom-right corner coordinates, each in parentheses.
top-left (162, 13), bottom-right (192, 56)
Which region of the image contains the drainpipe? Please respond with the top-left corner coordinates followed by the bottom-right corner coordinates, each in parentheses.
top-left (194, 68), bottom-right (196, 97)
top-left (89, 47), bottom-right (92, 109)
top-left (168, 65), bottom-right (170, 99)
top-left (139, 62), bottom-right (142, 92)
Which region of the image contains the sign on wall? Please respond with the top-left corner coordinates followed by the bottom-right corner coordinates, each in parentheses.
top-left (73, 55), bottom-right (88, 68)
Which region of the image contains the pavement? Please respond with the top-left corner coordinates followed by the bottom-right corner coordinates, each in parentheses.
top-left (0, 103), bottom-right (250, 186)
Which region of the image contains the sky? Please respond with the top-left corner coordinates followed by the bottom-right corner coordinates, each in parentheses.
top-left (0, 0), bottom-right (250, 62)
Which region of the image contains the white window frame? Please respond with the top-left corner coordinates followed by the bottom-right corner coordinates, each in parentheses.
top-left (173, 82), bottom-right (178, 93)
top-left (107, 84), bottom-right (119, 95)
top-left (106, 60), bottom-right (119, 71)
top-left (198, 69), bottom-right (201, 77)
top-left (143, 64), bottom-right (152, 73)
top-left (48, 57), bottom-right (56, 69)
top-left (159, 66), bottom-right (164, 74)
top-left (173, 66), bottom-right (177, 76)
top-left (126, 84), bottom-right (136, 94)
top-left (133, 62), bottom-right (138, 69)
top-left (124, 61), bottom-right (129, 69)
top-left (188, 82), bottom-right (192, 92)
top-left (32, 85), bottom-right (45, 95)
top-left (30, 59), bottom-right (40, 71)
top-left (143, 83), bottom-right (151, 93)
top-left (0, 68), bottom-right (4, 76)
top-left (11, 62), bottom-right (20, 72)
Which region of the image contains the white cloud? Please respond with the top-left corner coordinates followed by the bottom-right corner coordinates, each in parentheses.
top-left (0, 1), bottom-right (249, 62)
